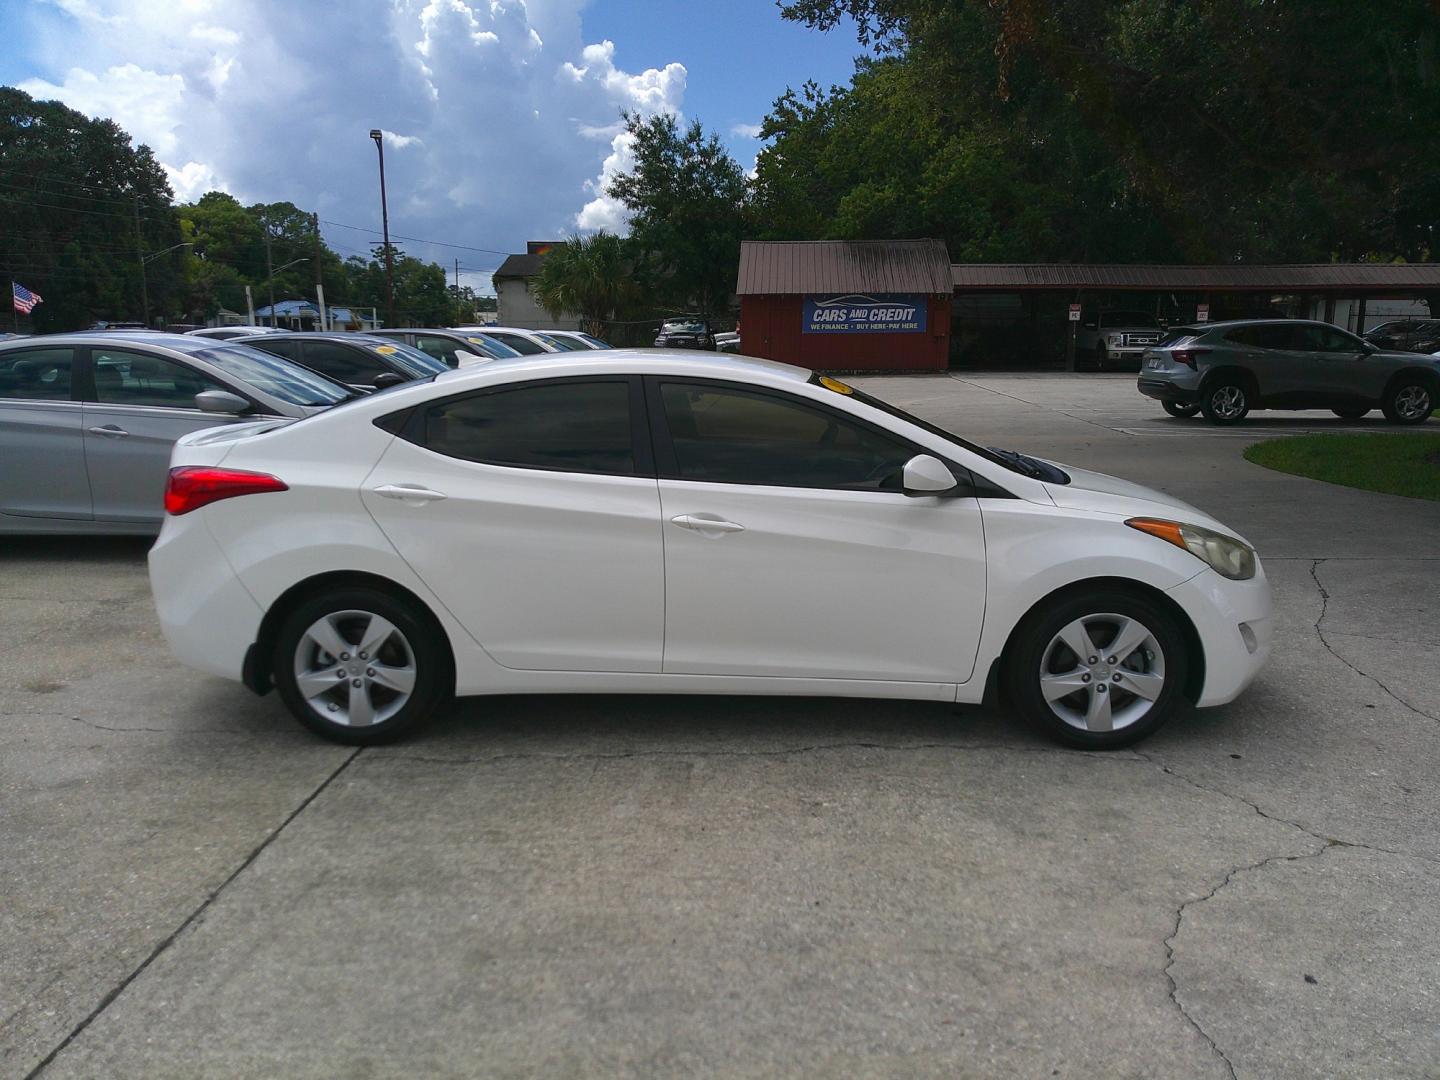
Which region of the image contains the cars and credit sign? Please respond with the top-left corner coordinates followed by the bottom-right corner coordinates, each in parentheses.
top-left (803, 294), bottom-right (927, 334)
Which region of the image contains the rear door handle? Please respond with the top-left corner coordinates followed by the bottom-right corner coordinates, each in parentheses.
top-left (87, 425), bottom-right (129, 438)
top-left (670, 514), bottom-right (745, 533)
top-left (373, 483), bottom-right (448, 503)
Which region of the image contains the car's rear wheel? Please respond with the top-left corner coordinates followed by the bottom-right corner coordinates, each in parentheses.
top-left (1380, 379), bottom-right (1434, 425)
top-left (273, 587), bottom-right (448, 745)
top-left (1332, 407), bottom-right (1369, 420)
top-left (1162, 400), bottom-right (1200, 418)
top-left (1200, 379), bottom-right (1251, 424)
top-left (1004, 590), bottom-right (1190, 750)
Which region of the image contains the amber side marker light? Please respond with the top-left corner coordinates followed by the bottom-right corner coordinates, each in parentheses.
top-left (1125, 517), bottom-right (1187, 550)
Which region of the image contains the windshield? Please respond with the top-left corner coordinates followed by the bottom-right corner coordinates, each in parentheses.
top-left (1100, 311), bottom-right (1158, 328)
top-left (663, 320), bottom-right (707, 334)
top-left (489, 332), bottom-right (547, 355)
top-left (366, 340), bottom-right (449, 377)
top-left (463, 335), bottom-right (520, 359)
top-left (536, 333), bottom-right (587, 351)
top-left (193, 344), bottom-right (353, 406)
top-left (577, 334), bottom-right (611, 349)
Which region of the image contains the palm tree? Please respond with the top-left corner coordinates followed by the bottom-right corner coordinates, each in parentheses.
top-left (531, 232), bottom-right (638, 338)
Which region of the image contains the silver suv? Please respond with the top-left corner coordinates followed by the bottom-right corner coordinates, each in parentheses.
top-left (1137, 319), bottom-right (1439, 425)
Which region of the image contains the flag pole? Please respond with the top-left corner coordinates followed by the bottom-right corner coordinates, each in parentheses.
top-left (11, 280), bottom-right (18, 334)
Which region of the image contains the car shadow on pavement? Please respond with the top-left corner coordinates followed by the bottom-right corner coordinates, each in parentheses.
top-left (0, 534), bottom-right (153, 563)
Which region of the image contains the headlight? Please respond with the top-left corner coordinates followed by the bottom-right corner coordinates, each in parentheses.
top-left (1126, 518), bottom-right (1257, 580)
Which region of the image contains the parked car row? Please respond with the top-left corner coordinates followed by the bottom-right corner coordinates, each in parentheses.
top-left (1137, 318), bottom-right (1439, 424)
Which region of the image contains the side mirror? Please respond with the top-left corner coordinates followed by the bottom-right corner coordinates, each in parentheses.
top-left (371, 372), bottom-right (406, 388)
top-left (902, 454), bottom-right (959, 497)
top-left (195, 389), bottom-right (250, 415)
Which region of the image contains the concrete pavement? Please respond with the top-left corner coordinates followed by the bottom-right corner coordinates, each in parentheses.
top-left (2, 374), bottom-right (1437, 1078)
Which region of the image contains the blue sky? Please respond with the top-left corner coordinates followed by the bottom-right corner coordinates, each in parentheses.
top-left (2, 0), bottom-right (864, 292)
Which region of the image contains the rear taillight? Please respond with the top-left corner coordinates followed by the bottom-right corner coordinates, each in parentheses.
top-left (164, 466), bottom-right (288, 515)
top-left (1170, 348), bottom-right (1210, 369)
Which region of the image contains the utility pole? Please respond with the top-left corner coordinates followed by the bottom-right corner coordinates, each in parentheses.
top-left (312, 212), bottom-right (326, 331)
top-left (455, 258), bottom-right (461, 325)
top-left (369, 129), bottom-right (395, 328)
top-left (132, 198), bottom-right (150, 327)
top-left (263, 212), bottom-right (275, 327)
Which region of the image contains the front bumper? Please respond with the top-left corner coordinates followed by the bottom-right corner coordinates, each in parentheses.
top-left (1137, 376), bottom-right (1198, 404)
top-left (1166, 564), bottom-right (1274, 707)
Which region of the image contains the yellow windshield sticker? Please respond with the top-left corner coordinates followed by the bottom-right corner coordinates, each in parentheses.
top-left (467, 337), bottom-right (487, 344)
top-left (374, 345), bottom-right (398, 355)
top-left (819, 376), bottom-right (854, 395)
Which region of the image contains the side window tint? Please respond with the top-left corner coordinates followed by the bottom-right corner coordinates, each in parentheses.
top-left (1319, 327), bottom-right (1361, 352)
top-left (0, 347), bottom-right (74, 401)
top-left (414, 335), bottom-right (461, 366)
top-left (91, 349), bottom-right (224, 408)
top-left (302, 343), bottom-right (385, 383)
top-left (251, 338), bottom-right (302, 361)
top-left (420, 380), bottom-right (635, 475)
top-left (489, 333), bottom-right (546, 355)
top-left (659, 382), bottom-right (913, 491)
top-left (1225, 327), bottom-right (1257, 347)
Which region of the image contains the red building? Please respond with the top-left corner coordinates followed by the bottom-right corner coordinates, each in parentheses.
top-left (736, 239), bottom-right (953, 371)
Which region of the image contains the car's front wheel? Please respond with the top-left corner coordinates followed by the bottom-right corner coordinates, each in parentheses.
top-left (1380, 378), bottom-right (1435, 425)
top-left (1200, 379), bottom-right (1251, 424)
top-left (1162, 400), bottom-right (1200, 418)
top-left (1004, 590), bottom-right (1190, 749)
top-left (273, 586), bottom-right (449, 744)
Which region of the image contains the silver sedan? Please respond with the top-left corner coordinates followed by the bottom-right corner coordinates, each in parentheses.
top-left (0, 332), bottom-right (353, 535)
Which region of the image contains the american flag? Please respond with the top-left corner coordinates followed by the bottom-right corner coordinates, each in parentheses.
top-left (12, 282), bottom-right (42, 315)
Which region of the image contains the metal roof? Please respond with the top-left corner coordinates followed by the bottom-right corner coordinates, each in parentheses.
top-left (950, 263), bottom-right (1440, 292)
top-left (737, 239), bottom-right (953, 296)
top-left (493, 253), bottom-right (544, 280)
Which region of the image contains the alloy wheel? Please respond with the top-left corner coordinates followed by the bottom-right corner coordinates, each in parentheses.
top-left (1209, 385), bottom-right (1246, 420)
top-left (292, 609), bottom-right (417, 726)
top-left (1038, 613), bottom-right (1167, 733)
top-left (1394, 385), bottom-right (1431, 421)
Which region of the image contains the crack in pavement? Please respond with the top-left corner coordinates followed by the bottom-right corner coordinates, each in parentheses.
top-left (1161, 843), bottom-right (1332, 1080)
top-left (22, 747), bottom-right (363, 1079)
top-left (1310, 560), bottom-right (1439, 723)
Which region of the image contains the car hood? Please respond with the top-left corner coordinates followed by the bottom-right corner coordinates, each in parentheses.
top-left (1039, 461), bottom-right (1242, 537)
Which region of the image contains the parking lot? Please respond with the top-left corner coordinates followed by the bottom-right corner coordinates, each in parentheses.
top-left (3, 372), bottom-right (1437, 1078)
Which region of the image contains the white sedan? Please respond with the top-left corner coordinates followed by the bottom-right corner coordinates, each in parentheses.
top-left (148, 351), bottom-right (1272, 749)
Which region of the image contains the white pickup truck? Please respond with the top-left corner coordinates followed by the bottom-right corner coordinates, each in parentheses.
top-left (1077, 309), bottom-right (1165, 370)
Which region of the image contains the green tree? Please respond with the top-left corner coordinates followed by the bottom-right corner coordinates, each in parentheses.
top-left (606, 112), bottom-right (748, 316)
top-left (531, 231), bottom-right (639, 336)
top-left (771, 0), bottom-right (1440, 263)
top-left (0, 86), bottom-right (180, 329)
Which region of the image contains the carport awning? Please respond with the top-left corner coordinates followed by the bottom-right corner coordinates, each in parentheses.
top-left (950, 263), bottom-right (1440, 292)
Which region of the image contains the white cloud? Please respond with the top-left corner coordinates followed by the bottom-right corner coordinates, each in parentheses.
top-left (576, 130), bottom-right (636, 232)
top-left (731, 122), bottom-right (763, 139)
top-left (13, 0), bottom-right (689, 256)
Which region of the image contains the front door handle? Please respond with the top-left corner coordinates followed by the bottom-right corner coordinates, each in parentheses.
top-left (670, 514), bottom-right (745, 534)
top-left (373, 483), bottom-right (448, 503)
top-left (87, 425), bottom-right (129, 438)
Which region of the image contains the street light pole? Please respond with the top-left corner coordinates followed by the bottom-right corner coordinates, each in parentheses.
top-left (369, 129), bottom-right (396, 328)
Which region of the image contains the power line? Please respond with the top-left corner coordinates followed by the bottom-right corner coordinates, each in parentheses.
top-left (319, 217), bottom-right (511, 258)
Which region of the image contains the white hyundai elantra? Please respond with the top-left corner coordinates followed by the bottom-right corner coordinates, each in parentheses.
top-left (149, 351), bottom-right (1272, 749)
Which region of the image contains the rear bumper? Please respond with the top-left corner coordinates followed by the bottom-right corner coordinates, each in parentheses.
top-left (1166, 565), bottom-right (1273, 707)
top-left (1137, 376), bottom-right (1198, 404)
top-left (148, 513), bottom-right (262, 683)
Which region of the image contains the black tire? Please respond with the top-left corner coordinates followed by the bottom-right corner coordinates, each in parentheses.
top-left (1162, 400), bottom-right (1200, 418)
top-left (1199, 378), bottom-right (1251, 424)
top-left (1379, 377), bottom-right (1435, 425)
top-left (1003, 588), bottom-right (1191, 750)
top-left (272, 586), bottom-right (449, 745)
top-left (1332, 407), bottom-right (1369, 420)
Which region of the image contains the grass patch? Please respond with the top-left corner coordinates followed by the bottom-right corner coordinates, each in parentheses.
top-left (1244, 432), bottom-right (1440, 501)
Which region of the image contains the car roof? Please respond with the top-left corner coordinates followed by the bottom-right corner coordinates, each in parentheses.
top-left (1, 330), bottom-right (268, 355)
top-left (1186, 318), bottom-right (1349, 331)
top-left (248, 332), bottom-right (391, 344)
top-left (423, 348), bottom-right (807, 389)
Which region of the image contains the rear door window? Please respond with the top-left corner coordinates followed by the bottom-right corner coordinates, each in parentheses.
top-left (0, 347), bottom-right (74, 401)
top-left (486, 332), bottom-right (547, 356)
top-left (415, 379), bottom-right (638, 476)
